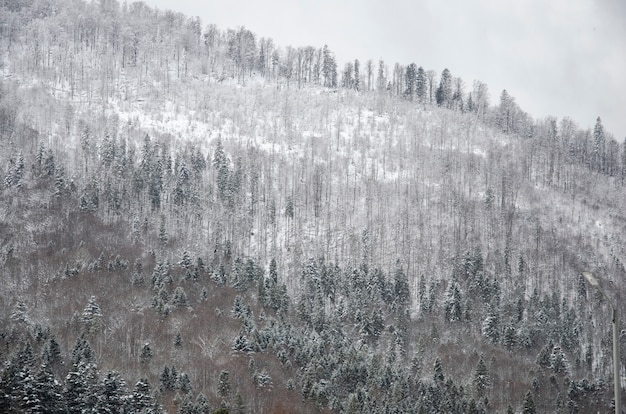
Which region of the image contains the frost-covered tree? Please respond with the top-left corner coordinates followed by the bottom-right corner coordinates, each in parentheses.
top-left (444, 280), bottom-right (463, 322)
top-left (592, 116), bottom-right (606, 173)
top-left (81, 296), bottom-right (103, 334)
top-left (33, 362), bottom-right (64, 413)
top-left (536, 339), bottom-right (554, 369)
top-left (482, 306), bottom-right (500, 343)
top-left (140, 343), bottom-right (153, 363)
top-left (522, 391), bottom-right (536, 414)
top-left (42, 335), bottom-right (62, 367)
top-left (416, 66), bottom-right (426, 102)
top-left (473, 356), bottom-right (489, 398)
top-left (158, 218), bottom-right (168, 247)
top-left (377, 59), bottom-right (386, 92)
top-left (433, 358), bottom-right (445, 386)
top-left (322, 45), bottom-right (337, 88)
top-left (404, 63), bottom-right (417, 100)
top-left (218, 370), bottom-right (231, 399)
top-left (353, 59), bottom-right (360, 91)
top-left (393, 261), bottom-right (410, 311)
top-left (10, 300), bottom-right (31, 326)
top-left (171, 286), bottom-right (189, 308)
top-left (435, 68), bottom-right (452, 107)
top-left (130, 379), bottom-right (157, 413)
top-left (65, 360), bottom-right (99, 414)
top-left (232, 295), bottom-right (248, 319)
top-left (549, 345), bottom-right (569, 375)
top-left (342, 61), bottom-right (353, 89)
top-left (503, 322), bottom-right (518, 350)
top-left (98, 370), bottom-right (129, 413)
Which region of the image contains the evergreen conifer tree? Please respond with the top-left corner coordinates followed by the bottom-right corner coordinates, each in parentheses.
top-left (473, 356), bottom-right (489, 398)
top-left (436, 68), bottom-right (452, 107)
top-left (81, 295), bottom-right (103, 334)
top-left (218, 370), bottom-right (231, 400)
top-left (444, 280), bottom-right (463, 322)
top-left (34, 362), bottom-right (64, 413)
top-left (98, 370), bottom-right (129, 413)
top-left (592, 117), bottom-right (605, 173)
top-left (481, 306), bottom-right (500, 343)
top-left (416, 66), bottom-right (426, 102)
top-left (130, 379), bottom-right (156, 413)
top-left (522, 391), bottom-right (536, 413)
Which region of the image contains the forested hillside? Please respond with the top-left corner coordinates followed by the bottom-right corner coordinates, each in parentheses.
top-left (1, 1), bottom-right (625, 413)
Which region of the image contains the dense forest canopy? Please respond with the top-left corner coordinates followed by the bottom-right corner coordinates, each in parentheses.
top-left (1, 0), bottom-right (625, 413)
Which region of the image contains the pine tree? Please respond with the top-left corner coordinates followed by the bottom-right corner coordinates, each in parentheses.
top-left (218, 370), bottom-right (231, 399)
top-left (592, 116), bottom-right (605, 173)
top-left (342, 61), bottom-right (353, 89)
top-left (444, 280), bottom-right (462, 322)
top-left (393, 260), bottom-right (410, 311)
top-left (433, 358), bottom-right (445, 385)
top-left (140, 343), bottom-right (153, 363)
top-left (467, 92), bottom-right (475, 113)
top-left (503, 322), bottom-right (517, 349)
top-left (353, 59), bottom-right (360, 91)
top-left (416, 66), bottom-right (426, 102)
top-left (130, 379), bottom-right (156, 413)
top-left (377, 59), bottom-right (386, 92)
top-left (621, 137), bottom-right (626, 185)
top-left (100, 131), bottom-right (116, 168)
top-left (497, 89), bottom-right (517, 133)
top-left (549, 345), bottom-right (569, 375)
top-left (234, 392), bottom-right (245, 414)
top-left (473, 356), bottom-right (489, 398)
top-left (481, 306), bottom-right (500, 343)
top-left (285, 196), bottom-right (294, 218)
top-left (11, 152), bottom-right (24, 188)
top-left (179, 372), bottom-right (192, 394)
top-left (160, 366), bottom-right (173, 392)
top-left (43, 335), bottom-right (62, 367)
top-left (71, 335), bottom-right (94, 365)
top-left (174, 332), bottom-right (183, 347)
top-left (322, 45), bottom-right (337, 88)
top-left (195, 393), bottom-right (211, 413)
top-left (452, 77), bottom-right (465, 111)
top-left (232, 295), bottom-right (247, 319)
top-left (405, 63), bottom-right (417, 100)
top-left (522, 391), bottom-right (536, 413)
top-left (65, 361), bottom-right (99, 414)
top-left (171, 286), bottom-right (189, 308)
top-left (54, 165), bottom-right (67, 195)
top-left (158, 218), bottom-right (168, 247)
top-left (536, 339), bottom-right (554, 368)
top-left (149, 158), bottom-right (163, 210)
top-left (10, 300), bottom-right (31, 326)
top-left (34, 362), bottom-right (64, 413)
top-left (15, 365), bottom-right (38, 413)
top-left (35, 142), bottom-right (45, 172)
top-left (436, 68), bottom-right (452, 107)
top-left (98, 370), bottom-right (128, 413)
top-left (1, 341), bottom-right (37, 412)
top-left (370, 308), bottom-right (384, 339)
top-left (43, 149), bottom-right (55, 176)
top-left (179, 251), bottom-right (193, 270)
top-left (81, 295), bottom-right (103, 334)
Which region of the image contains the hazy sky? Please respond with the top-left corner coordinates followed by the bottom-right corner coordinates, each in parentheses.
top-left (142, 0), bottom-right (626, 139)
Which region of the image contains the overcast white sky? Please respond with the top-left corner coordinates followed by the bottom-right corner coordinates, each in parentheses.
top-left (143, 0), bottom-right (626, 139)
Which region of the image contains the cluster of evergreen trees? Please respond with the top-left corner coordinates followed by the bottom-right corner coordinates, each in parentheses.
top-left (0, 329), bottom-right (162, 413)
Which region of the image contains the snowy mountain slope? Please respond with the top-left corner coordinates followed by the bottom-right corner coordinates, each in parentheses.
top-left (1, 1), bottom-right (625, 413)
